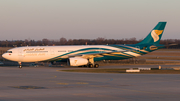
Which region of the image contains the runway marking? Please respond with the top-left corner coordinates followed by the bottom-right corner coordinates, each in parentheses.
top-left (57, 83), bottom-right (69, 85)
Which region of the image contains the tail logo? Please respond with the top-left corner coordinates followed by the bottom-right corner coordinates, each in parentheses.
top-left (151, 30), bottom-right (163, 42)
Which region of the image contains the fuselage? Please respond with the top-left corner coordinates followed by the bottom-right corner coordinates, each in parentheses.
top-left (2, 45), bottom-right (149, 63)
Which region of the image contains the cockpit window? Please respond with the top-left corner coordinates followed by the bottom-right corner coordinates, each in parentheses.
top-left (6, 51), bottom-right (12, 53)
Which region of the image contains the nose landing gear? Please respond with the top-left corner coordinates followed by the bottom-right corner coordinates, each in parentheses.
top-left (18, 62), bottom-right (22, 69)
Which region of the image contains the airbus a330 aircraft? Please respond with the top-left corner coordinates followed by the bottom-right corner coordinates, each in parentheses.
top-left (3, 22), bottom-right (167, 68)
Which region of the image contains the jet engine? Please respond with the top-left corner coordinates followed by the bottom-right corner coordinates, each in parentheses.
top-left (68, 57), bottom-right (88, 66)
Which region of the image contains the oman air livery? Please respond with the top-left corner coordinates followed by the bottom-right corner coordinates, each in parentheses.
top-left (3, 22), bottom-right (167, 68)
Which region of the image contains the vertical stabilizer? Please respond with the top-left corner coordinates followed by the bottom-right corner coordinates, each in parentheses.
top-left (138, 22), bottom-right (167, 45)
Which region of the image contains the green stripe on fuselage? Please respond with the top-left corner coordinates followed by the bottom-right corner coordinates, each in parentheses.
top-left (45, 45), bottom-right (150, 62)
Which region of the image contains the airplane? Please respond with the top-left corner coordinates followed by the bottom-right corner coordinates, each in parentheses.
top-left (2, 22), bottom-right (167, 68)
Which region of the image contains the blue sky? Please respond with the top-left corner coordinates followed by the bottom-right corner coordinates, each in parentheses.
top-left (0, 0), bottom-right (180, 40)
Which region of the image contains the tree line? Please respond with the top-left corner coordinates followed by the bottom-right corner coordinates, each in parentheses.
top-left (0, 37), bottom-right (179, 49)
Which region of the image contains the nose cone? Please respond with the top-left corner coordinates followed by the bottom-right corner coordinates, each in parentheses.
top-left (2, 53), bottom-right (7, 59)
top-left (2, 53), bottom-right (15, 61)
top-left (2, 53), bottom-right (18, 62)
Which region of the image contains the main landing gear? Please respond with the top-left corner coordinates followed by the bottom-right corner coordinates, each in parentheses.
top-left (18, 62), bottom-right (22, 69)
top-left (88, 64), bottom-right (99, 68)
top-left (87, 58), bottom-right (99, 68)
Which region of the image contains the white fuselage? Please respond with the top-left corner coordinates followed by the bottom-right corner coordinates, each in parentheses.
top-left (2, 45), bottom-right (125, 62)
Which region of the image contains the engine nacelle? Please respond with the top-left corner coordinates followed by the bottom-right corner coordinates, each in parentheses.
top-left (68, 57), bottom-right (88, 66)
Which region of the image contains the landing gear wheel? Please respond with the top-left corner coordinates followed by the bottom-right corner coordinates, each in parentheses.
top-left (18, 62), bottom-right (22, 69)
top-left (94, 64), bottom-right (99, 68)
top-left (88, 64), bottom-right (93, 68)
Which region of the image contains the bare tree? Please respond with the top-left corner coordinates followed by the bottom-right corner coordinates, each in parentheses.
top-left (59, 37), bottom-right (67, 45)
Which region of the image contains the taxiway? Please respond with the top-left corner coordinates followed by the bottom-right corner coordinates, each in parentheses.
top-left (0, 66), bottom-right (180, 101)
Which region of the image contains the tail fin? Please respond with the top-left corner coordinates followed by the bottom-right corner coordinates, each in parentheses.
top-left (138, 22), bottom-right (167, 45)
